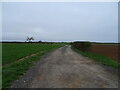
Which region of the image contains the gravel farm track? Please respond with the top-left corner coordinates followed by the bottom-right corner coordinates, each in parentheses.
top-left (11, 45), bottom-right (119, 88)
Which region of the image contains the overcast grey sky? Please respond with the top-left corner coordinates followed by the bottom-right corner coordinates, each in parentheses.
top-left (2, 2), bottom-right (118, 42)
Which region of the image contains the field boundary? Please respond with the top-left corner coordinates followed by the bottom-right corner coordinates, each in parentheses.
top-left (3, 51), bottom-right (46, 68)
top-left (71, 47), bottom-right (120, 69)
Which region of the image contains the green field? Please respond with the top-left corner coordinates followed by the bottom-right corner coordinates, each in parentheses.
top-left (2, 43), bottom-right (64, 88)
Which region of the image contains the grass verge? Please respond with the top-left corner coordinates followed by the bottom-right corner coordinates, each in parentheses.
top-left (72, 47), bottom-right (120, 69)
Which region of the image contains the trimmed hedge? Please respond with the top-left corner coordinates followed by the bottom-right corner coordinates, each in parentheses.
top-left (71, 41), bottom-right (91, 52)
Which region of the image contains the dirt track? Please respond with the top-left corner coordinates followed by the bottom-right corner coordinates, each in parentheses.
top-left (11, 45), bottom-right (119, 88)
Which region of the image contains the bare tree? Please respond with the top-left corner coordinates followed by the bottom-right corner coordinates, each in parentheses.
top-left (26, 36), bottom-right (29, 42)
top-left (26, 36), bottom-right (34, 42)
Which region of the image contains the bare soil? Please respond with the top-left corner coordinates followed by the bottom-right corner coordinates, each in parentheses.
top-left (11, 45), bottom-right (119, 88)
top-left (90, 45), bottom-right (119, 62)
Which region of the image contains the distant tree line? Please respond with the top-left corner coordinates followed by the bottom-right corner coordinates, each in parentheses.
top-left (25, 36), bottom-right (70, 44)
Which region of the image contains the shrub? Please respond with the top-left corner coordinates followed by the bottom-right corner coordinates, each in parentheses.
top-left (72, 41), bottom-right (91, 52)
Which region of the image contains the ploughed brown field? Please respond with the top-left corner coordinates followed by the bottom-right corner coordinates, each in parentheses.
top-left (90, 45), bottom-right (119, 63)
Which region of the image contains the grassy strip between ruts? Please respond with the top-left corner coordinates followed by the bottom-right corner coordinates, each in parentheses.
top-left (72, 47), bottom-right (120, 69)
top-left (2, 45), bottom-right (64, 88)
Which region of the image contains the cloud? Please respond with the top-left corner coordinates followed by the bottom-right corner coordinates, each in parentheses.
top-left (2, 2), bottom-right (118, 42)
